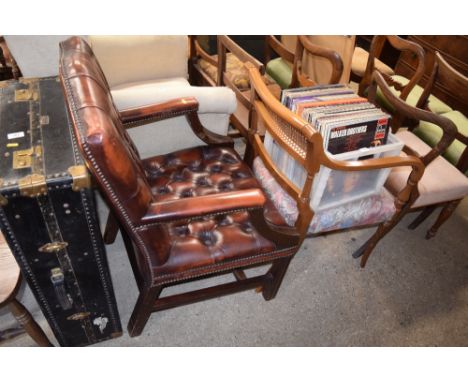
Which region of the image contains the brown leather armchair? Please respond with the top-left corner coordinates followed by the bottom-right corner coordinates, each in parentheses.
top-left (59, 36), bottom-right (301, 338)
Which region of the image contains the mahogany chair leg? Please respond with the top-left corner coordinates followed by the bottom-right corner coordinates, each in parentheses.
top-left (103, 212), bottom-right (119, 245)
top-left (262, 257), bottom-right (292, 301)
top-left (408, 205), bottom-right (437, 230)
top-left (354, 204), bottom-right (412, 268)
top-left (127, 286), bottom-right (162, 338)
top-left (8, 299), bottom-right (53, 346)
top-left (426, 199), bottom-right (462, 239)
top-left (243, 142), bottom-right (255, 168)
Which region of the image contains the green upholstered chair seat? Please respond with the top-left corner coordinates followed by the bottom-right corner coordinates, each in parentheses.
top-left (376, 75), bottom-right (453, 115)
top-left (413, 110), bottom-right (468, 172)
top-left (266, 57), bottom-right (292, 89)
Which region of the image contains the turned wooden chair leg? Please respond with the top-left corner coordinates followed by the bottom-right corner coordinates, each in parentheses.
top-left (127, 287), bottom-right (162, 338)
top-left (103, 212), bottom-right (119, 245)
top-left (262, 257), bottom-right (292, 301)
top-left (426, 199), bottom-right (462, 239)
top-left (8, 299), bottom-right (52, 346)
top-left (408, 205), bottom-right (437, 230)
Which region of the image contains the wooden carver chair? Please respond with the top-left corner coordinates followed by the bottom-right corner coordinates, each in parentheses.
top-left (245, 62), bottom-right (425, 267)
top-left (265, 35), bottom-right (345, 90)
top-left (216, 36), bottom-right (282, 144)
top-left (190, 36), bottom-right (282, 163)
top-left (290, 35), bottom-right (344, 88)
top-left (405, 52), bottom-right (468, 237)
top-left (189, 35), bottom-right (218, 87)
top-left (59, 36), bottom-right (302, 338)
top-left (0, 233), bottom-right (52, 346)
top-left (371, 70), bottom-right (468, 240)
top-left (263, 35), bottom-right (296, 89)
top-left (359, 35), bottom-right (426, 132)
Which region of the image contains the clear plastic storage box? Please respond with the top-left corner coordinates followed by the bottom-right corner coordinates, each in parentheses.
top-left (264, 132), bottom-right (404, 211)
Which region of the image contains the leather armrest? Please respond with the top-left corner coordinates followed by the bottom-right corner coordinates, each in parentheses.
top-left (119, 97), bottom-right (199, 128)
top-left (140, 189), bottom-right (266, 225)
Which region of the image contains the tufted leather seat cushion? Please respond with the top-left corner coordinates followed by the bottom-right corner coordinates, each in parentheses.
top-left (148, 211), bottom-right (287, 284)
top-left (136, 145), bottom-right (292, 283)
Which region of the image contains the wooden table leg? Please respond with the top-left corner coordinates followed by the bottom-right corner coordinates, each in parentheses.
top-left (8, 299), bottom-right (53, 347)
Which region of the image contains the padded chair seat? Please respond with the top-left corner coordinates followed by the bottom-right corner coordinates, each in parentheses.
top-left (413, 110), bottom-right (468, 171)
top-left (198, 53), bottom-right (277, 91)
top-left (385, 130), bottom-right (468, 208)
top-left (351, 47), bottom-right (394, 77)
top-left (376, 75), bottom-right (453, 115)
top-left (266, 57), bottom-right (293, 89)
top-left (253, 157), bottom-right (396, 234)
top-left (141, 146), bottom-right (292, 283)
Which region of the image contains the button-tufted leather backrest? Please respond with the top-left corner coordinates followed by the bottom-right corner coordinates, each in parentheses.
top-left (59, 36), bottom-right (153, 225)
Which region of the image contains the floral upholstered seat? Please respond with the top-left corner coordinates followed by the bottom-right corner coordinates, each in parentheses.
top-left (253, 157), bottom-right (396, 234)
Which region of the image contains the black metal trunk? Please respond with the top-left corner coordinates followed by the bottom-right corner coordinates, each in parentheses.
top-left (0, 77), bottom-right (122, 346)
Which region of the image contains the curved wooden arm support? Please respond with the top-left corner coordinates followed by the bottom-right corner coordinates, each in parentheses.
top-left (190, 36), bottom-right (218, 67)
top-left (371, 71), bottom-right (457, 166)
top-left (119, 96), bottom-right (233, 147)
top-left (141, 189), bottom-right (266, 224)
top-left (292, 35), bottom-right (344, 87)
top-left (265, 35), bottom-right (295, 65)
top-left (185, 111), bottom-right (234, 146)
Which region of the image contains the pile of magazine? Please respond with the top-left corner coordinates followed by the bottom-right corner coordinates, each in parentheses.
top-left (263, 84), bottom-right (402, 211)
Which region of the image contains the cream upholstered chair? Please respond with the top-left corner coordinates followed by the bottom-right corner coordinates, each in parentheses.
top-left (87, 36), bottom-right (236, 157)
top-left (4, 35), bottom-right (237, 158)
top-left (282, 35), bottom-right (354, 85)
